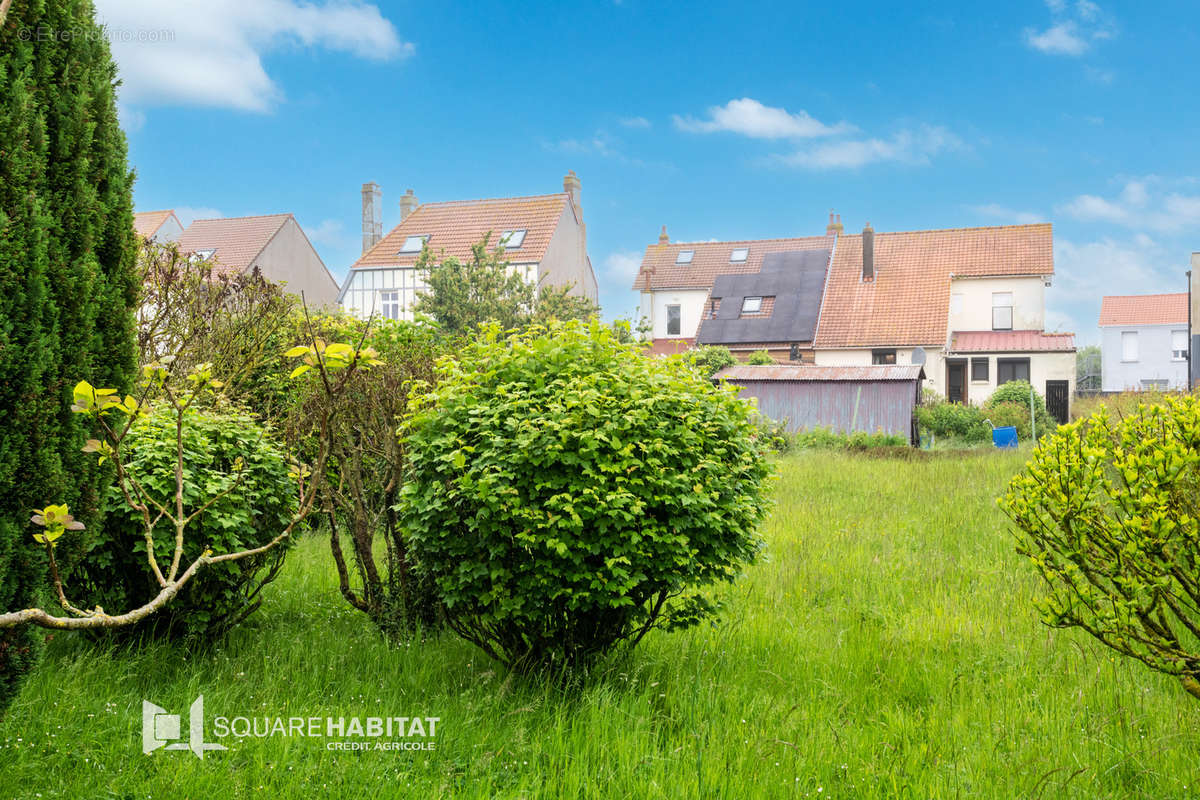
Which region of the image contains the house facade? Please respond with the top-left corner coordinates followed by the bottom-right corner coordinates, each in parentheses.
top-left (1098, 293), bottom-right (1189, 391)
top-left (133, 210), bottom-right (184, 243)
top-left (1192, 254), bottom-right (1200, 389)
top-left (339, 173), bottom-right (598, 321)
top-left (175, 214), bottom-right (339, 307)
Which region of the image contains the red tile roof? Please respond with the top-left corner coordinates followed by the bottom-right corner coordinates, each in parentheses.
top-left (175, 214), bottom-right (292, 276)
top-left (353, 193), bottom-right (571, 269)
top-left (814, 223), bottom-right (1055, 349)
top-left (632, 235), bottom-right (834, 291)
top-left (950, 330), bottom-right (1075, 353)
top-left (134, 210), bottom-right (178, 239)
top-left (1098, 293), bottom-right (1188, 326)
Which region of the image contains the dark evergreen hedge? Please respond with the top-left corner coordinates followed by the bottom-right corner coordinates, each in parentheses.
top-left (0, 0), bottom-right (137, 711)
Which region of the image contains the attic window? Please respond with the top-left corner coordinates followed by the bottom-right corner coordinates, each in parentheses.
top-left (675, 250), bottom-right (694, 265)
top-left (399, 235), bottom-right (429, 254)
top-left (741, 296), bottom-right (763, 314)
top-left (194, 248), bottom-right (216, 260)
top-left (730, 248), bottom-right (749, 263)
top-left (499, 229), bottom-right (526, 249)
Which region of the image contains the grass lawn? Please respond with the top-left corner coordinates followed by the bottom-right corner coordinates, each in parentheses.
top-left (2, 449), bottom-right (1198, 798)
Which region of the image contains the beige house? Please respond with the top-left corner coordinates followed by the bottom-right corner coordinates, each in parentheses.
top-left (175, 214), bottom-right (339, 308)
top-left (133, 210), bottom-right (184, 243)
top-left (813, 223), bottom-right (1075, 422)
top-left (340, 172), bottom-right (598, 320)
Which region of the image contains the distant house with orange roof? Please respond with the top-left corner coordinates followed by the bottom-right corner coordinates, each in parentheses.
top-left (1098, 292), bottom-right (1189, 391)
top-left (340, 172), bottom-right (598, 321)
top-left (813, 221), bottom-right (1074, 420)
top-left (133, 210), bottom-right (183, 243)
top-left (175, 213), bottom-right (339, 307)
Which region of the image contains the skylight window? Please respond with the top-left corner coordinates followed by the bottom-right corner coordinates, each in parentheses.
top-left (399, 235), bottom-right (429, 254)
top-left (675, 250), bottom-right (694, 265)
top-left (499, 229), bottom-right (527, 249)
top-left (741, 296), bottom-right (763, 314)
top-left (194, 248), bottom-right (216, 260)
top-left (730, 248), bottom-right (749, 263)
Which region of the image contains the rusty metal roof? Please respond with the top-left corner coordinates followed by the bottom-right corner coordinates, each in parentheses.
top-left (714, 364), bottom-right (925, 382)
top-left (950, 330), bottom-right (1076, 353)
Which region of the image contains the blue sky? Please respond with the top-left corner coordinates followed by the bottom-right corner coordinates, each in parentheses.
top-left (99, 0), bottom-right (1200, 344)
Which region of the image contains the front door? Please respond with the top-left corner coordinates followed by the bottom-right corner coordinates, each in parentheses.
top-left (947, 360), bottom-right (968, 404)
top-left (1045, 380), bottom-right (1069, 425)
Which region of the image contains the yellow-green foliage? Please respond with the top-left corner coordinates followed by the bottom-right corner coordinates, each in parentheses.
top-left (1000, 395), bottom-right (1200, 699)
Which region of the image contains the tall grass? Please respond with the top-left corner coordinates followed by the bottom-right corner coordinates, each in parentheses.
top-left (2, 450), bottom-right (1199, 798)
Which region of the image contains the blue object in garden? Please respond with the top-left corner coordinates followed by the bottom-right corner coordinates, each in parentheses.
top-left (992, 426), bottom-right (1018, 449)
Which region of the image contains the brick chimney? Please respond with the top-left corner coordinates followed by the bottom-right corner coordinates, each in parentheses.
top-left (564, 170), bottom-right (586, 277)
top-left (658, 225), bottom-right (669, 244)
top-left (862, 222), bottom-right (875, 281)
top-left (361, 182), bottom-right (382, 254)
top-left (399, 189), bottom-right (419, 222)
top-left (825, 211), bottom-right (843, 236)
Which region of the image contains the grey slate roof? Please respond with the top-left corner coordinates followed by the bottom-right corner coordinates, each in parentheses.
top-left (695, 248), bottom-right (831, 346)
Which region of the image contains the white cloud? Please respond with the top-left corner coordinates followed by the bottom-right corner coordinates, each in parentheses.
top-left (774, 125), bottom-right (963, 170)
top-left (673, 98), bottom-right (853, 139)
top-left (619, 116), bottom-right (651, 129)
top-left (174, 206), bottom-right (225, 227)
top-left (306, 218), bottom-right (348, 248)
top-left (971, 204), bottom-right (1046, 225)
top-left (1048, 235), bottom-right (1189, 344)
top-left (551, 131), bottom-right (623, 159)
top-left (94, 0), bottom-right (411, 112)
top-left (603, 251), bottom-right (643, 284)
top-left (1058, 177), bottom-right (1200, 233)
top-left (1023, 0), bottom-right (1115, 56)
top-left (1024, 22), bottom-right (1088, 55)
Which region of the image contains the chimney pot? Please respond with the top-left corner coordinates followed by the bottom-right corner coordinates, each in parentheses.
top-left (826, 210), bottom-right (844, 236)
top-left (361, 182), bottom-right (382, 254)
top-left (399, 188), bottom-right (419, 222)
top-left (862, 222), bottom-right (875, 281)
top-left (658, 225), bottom-right (669, 244)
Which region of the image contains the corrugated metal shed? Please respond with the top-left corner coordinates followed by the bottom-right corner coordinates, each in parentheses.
top-left (714, 364), bottom-right (925, 443)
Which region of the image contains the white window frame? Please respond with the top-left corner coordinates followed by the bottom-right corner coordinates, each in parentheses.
top-left (992, 292), bottom-right (1013, 331)
top-left (499, 229), bottom-right (526, 249)
top-left (666, 304), bottom-right (682, 336)
top-left (379, 290), bottom-right (401, 320)
top-left (675, 250), bottom-right (694, 265)
top-left (730, 248), bottom-right (749, 263)
top-left (399, 234), bottom-right (429, 254)
top-left (741, 296), bottom-right (763, 314)
top-left (1121, 330), bottom-right (1139, 362)
top-left (1172, 329), bottom-right (1188, 361)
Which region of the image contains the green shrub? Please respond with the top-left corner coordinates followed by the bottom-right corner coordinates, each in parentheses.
top-left (687, 345), bottom-right (737, 378)
top-left (747, 350), bottom-right (775, 365)
top-left (76, 407), bottom-right (297, 640)
top-left (1000, 396), bottom-right (1200, 700)
top-left (398, 320), bottom-right (773, 672)
top-left (916, 402), bottom-right (989, 443)
top-left (983, 380), bottom-right (1054, 438)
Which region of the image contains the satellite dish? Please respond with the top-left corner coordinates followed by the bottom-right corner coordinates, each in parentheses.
top-left (911, 346), bottom-right (927, 366)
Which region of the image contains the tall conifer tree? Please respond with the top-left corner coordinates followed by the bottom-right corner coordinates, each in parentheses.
top-left (0, 0), bottom-right (137, 710)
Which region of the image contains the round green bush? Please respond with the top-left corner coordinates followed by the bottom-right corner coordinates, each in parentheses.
top-left (76, 406), bottom-right (297, 640)
top-left (983, 380), bottom-right (1054, 438)
top-left (686, 345), bottom-right (736, 378)
top-left (747, 350), bottom-right (776, 365)
top-left (916, 401), bottom-right (989, 443)
top-left (398, 320), bottom-right (773, 671)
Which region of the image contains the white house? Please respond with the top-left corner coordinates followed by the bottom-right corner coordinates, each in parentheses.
top-left (175, 214), bottom-right (340, 307)
top-left (133, 210), bottom-right (184, 243)
top-left (1098, 293), bottom-right (1189, 391)
top-left (810, 222), bottom-right (1075, 422)
top-left (339, 173), bottom-right (598, 321)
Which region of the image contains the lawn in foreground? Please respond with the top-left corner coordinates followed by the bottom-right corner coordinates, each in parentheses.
top-left (1, 449), bottom-right (1198, 799)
